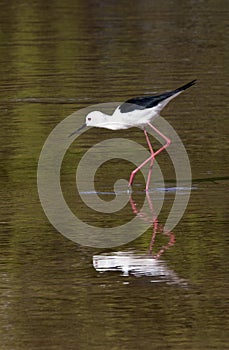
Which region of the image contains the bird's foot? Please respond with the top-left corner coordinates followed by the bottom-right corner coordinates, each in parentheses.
top-left (128, 171), bottom-right (136, 188)
top-left (127, 185), bottom-right (133, 194)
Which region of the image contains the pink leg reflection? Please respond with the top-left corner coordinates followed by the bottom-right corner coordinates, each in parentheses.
top-left (129, 192), bottom-right (175, 259)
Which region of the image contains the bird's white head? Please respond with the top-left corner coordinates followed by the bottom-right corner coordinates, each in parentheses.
top-left (85, 111), bottom-right (107, 127)
top-left (69, 111), bottom-right (108, 137)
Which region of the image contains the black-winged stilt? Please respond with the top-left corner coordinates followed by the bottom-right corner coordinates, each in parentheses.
top-left (70, 80), bottom-right (196, 191)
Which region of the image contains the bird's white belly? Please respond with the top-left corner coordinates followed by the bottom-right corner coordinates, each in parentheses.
top-left (112, 107), bottom-right (159, 129)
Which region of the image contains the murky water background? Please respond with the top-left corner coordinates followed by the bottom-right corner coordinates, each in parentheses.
top-left (0, 1), bottom-right (228, 349)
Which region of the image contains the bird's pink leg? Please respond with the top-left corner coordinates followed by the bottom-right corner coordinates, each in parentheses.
top-left (144, 129), bottom-right (155, 191)
top-left (128, 122), bottom-right (171, 190)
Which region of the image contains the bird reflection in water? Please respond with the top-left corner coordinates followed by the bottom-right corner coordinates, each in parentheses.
top-left (93, 192), bottom-right (184, 284)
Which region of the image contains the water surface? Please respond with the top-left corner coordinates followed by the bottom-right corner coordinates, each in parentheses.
top-left (0, 1), bottom-right (228, 349)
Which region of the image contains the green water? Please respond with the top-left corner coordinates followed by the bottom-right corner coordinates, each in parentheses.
top-left (0, 1), bottom-right (228, 349)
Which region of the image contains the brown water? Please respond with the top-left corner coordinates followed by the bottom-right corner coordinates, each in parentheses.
top-left (0, 1), bottom-right (228, 349)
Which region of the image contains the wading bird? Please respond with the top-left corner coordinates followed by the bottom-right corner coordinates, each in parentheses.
top-left (70, 80), bottom-right (196, 191)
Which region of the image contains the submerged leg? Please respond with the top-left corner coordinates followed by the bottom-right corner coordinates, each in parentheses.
top-left (128, 122), bottom-right (171, 190)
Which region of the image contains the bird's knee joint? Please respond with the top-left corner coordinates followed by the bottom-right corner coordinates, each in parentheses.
top-left (167, 139), bottom-right (171, 146)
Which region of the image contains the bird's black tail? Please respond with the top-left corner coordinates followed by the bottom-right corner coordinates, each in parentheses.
top-left (174, 80), bottom-right (197, 93)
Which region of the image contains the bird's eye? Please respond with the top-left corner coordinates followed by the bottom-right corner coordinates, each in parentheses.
top-left (88, 117), bottom-right (91, 121)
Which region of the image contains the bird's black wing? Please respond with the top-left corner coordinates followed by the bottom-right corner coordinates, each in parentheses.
top-left (119, 80), bottom-right (196, 113)
top-left (119, 95), bottom-right (167, 113)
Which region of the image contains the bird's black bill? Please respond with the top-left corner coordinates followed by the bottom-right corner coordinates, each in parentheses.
top-left (69, 123), bottom-right (86, 137)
